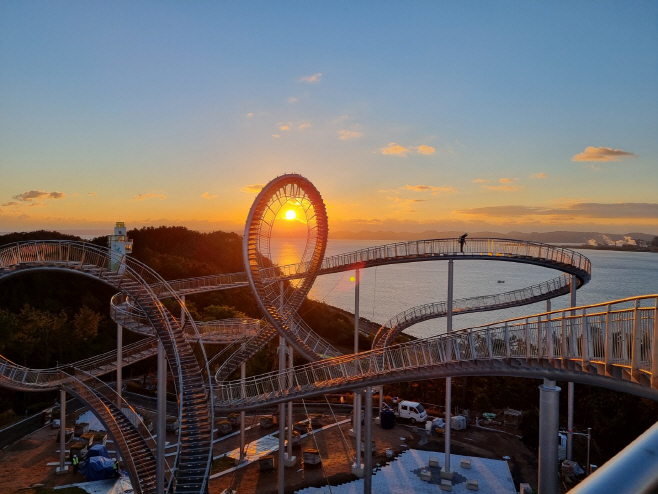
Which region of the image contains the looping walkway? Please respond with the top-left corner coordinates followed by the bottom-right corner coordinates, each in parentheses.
top-left (213, 295), bottom-right (658, 411)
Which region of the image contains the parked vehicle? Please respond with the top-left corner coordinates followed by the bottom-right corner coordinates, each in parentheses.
top-left (394, 401), bottom-right (427, 424)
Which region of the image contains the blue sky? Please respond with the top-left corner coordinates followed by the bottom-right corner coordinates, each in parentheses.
top-left (1, 1), bottom-right (656, 234)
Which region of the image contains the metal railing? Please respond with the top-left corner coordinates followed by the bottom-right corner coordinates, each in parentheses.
top-left (259, 238), bottom-right (591, 282)
top-left (373, 273), bottom-right (573, 348)
top-left (214, 295), bottom-right (658, 408)
top-left (0, 240), bottom-right (214, 494)
top-left (151, 272), bottom-right (248, 298)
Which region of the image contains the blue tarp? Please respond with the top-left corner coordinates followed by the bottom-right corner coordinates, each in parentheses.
top-left (87, 444), bottom-right (110, 459)
top-left (79, 456), bottom-right (117, 481)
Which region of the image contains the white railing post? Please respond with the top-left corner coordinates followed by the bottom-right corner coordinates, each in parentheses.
top-left (504, 322), bottom-right (511, 361)
top-left (631, 300), bottom-right (642, 382)
top-left (486, 327), bottom-right (493, 358)
top-left (525, 318), bottom-right (531, 362)
top-left (605, 304), bottom-right (613, 376)
top-left (650, 298), bottom-right (658, 391)
top-left (582, 308), bottom-right (590, 371)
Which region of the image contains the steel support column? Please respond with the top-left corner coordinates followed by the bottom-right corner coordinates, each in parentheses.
top-left (287, 344), bottom-right (294, 462)
top-left (156, 340), bottom-right (166, 494)
top-left (444, 259), bottom-right (454, 476)
top-left (278, 335), bottom-right (286, 494)
top-left (567, 275), bottom-right (576, 461)
top-left (58, 389), bottom-right (66, 473)
top-left (116, 323), bottom-right (122, 406)
top-left (352, 268), bottom-right (362, 474)
top-left (364, 386), bottom-right (373, 494)
top-left (539, 379), bottom-right (561, 494)
top-left (240, 342), bottom-right (246, 464)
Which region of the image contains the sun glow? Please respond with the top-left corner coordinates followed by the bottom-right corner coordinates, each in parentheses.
top-left (284, 209), bottom-right (296, 220)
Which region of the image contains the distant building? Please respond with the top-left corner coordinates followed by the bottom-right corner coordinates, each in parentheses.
top-left (108, 222), bottom-right (133, 272)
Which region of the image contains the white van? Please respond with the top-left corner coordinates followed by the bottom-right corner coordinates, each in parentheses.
top-left (395, 401), bottom-right (427, 424)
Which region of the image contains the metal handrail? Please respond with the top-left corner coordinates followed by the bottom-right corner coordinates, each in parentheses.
top-left (214, 295), bottom-right (658, 408)
top-left (372, 273), bottom-right (572, 348)
top-left (0, 240), bottom-right (214, 494)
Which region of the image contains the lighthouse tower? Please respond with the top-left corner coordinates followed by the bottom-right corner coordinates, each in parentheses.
top-left (108, 222), bottom-right (133, 271)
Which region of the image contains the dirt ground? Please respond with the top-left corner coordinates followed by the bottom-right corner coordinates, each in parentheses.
top-left (0, 410), bottom-right (540, 494)
top-left (210, 414), bottom-right (539, 494)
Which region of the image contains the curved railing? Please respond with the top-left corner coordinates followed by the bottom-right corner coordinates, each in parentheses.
top-left (110, 293), bottom-right (261, 343)
top-left (260, 238), bottom-right (591, 284)
top-left (214, 295), bottom-right (658, 410)
top-left (0, 240), bottom-right (213, 494)
top-left (372, 273), bottom-right (573, 348)
top-left (151, 272), bottom-right (248, 298)
top-left (0, 337), bottom-right (157, 391)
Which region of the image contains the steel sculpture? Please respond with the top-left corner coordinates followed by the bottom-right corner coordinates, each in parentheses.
top-left (242, 174), bottom-right (331, 361)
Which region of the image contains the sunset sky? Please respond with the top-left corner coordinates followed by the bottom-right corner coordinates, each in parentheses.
top-left (1, 2), bottom-right (657, 235)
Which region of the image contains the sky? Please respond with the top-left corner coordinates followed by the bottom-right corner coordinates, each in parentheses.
top-left (1, 1), bottom-right (657, 235)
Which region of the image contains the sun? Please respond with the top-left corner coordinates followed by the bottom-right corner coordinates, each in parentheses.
top-left (284, 209), bottom-right (296, 220)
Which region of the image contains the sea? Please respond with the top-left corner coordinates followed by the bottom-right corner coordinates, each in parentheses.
top-left (269, 238), bottom-right (658, 339)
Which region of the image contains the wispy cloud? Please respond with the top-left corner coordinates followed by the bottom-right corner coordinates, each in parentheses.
top-left (272, 134), bottom-right (281, 138)
top-left (246, 112), bottom-right (254, 117)
top-left (2, 201), bottom-right (20, 207)
top-left (456, 202), bottom-right (658, 219)
top-left (133, 193), bottom-right (166, 201)
top-left (299, 72), bottom-right (322, 83)
top-left (297, 122), bottom-right (311, 130)
top-left (201, 192), bottom-right (217, 199)
top-left (87, 192), bottom-right (97, 195)
top-left (481, 178), bottom-right (522, 191)
top-left (382, 143), bottom-right (410, 156)
top-left (472, 178), bottom-right (489, 183)
top-left (288, 97), bottom-right (298, 104)
top-left (338, 130), bottom-right (363, 140)
top-left (13, 190), bottom-right (66, 201)
top-left (416, 145), bottom-right (436, 155)
top-left (403, 184), bottom-right (457, 195)
top-left (482, 185), bottom-right (523, 191)
top-left (240, 184), bottom-right (264, 193)
top-left (278, 123), bottom-right (291, 131)
top-left (531, 173), bottom-right (547, 179)
top-left (572, 146), bottom-right (637, 162)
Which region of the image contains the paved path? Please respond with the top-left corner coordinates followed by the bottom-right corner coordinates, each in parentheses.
top-left (295, 449), bottom-right (516, 494)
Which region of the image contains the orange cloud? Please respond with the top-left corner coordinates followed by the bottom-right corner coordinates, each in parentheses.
top-left (498, 178), bottom-right (516, 184)
top-left (201, 192), bottom-right (217, 199)
top-left (246, 112), bottom-right (254, 117)
top-left (298, 122), bottom-right (311, 130)
top-left (133, 193), bottom-right (166, 201)
top-left (472, 178), bottom-right (489, 183)
top-left (288, 97), bottom-right (298, 103)
top-left (240, 184), bottom-right (264, 193)
top-left (482, 185), bottom-right (523, 192)
top-left (13, 190), bottom-right (66, 201)
top-left (338, 130), bottom-right (363, 140)
top-left (571, 146), bottom-right (637, 162)
top-left (278, 124), bottom-right (291, 131)
top-left (299, 72), bottom-right (322, 83)
top-left (382, 143), bottom-right (410, 156)
top-left (416, 145), bottom-right (436, 155)
top-left (531, 173), bottom-right (547, 179)
top-left (403, 184), bottom-right (457, 195)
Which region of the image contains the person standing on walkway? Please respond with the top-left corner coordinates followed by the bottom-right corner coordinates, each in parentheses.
top-left (72, 454), bottom-right (79, 474)
top-left (114, 458), bottom-right (120, 477)
top-left (458, 233), bottom-right (468, 253)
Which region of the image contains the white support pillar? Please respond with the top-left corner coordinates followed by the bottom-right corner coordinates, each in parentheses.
top-left (351, 269), bottom-right (363, 477)
top-left (364, 386), bottom-right (373, 494)
top-left (239, 343), bottom-right (246, 464)
top-left (57, 389), bottom-right (67, 474)
top-left (278, 335), bottom-right (286, 494)
top-left (285, 344), bottom-right (296, 466)
top-left (442, 259), bottom-right (454, 480)
top-left (538, 379), bottom-right (561, 494)
top-left (116, 323), bottom-right (123, 407)
top-left (567, 275), bottom-right (576, 461)
top-left (156, 341), bottom-right (166, 493)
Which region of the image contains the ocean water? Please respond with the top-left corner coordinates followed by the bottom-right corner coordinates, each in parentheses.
top-left (269, 238), bottom-right (658, 339)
